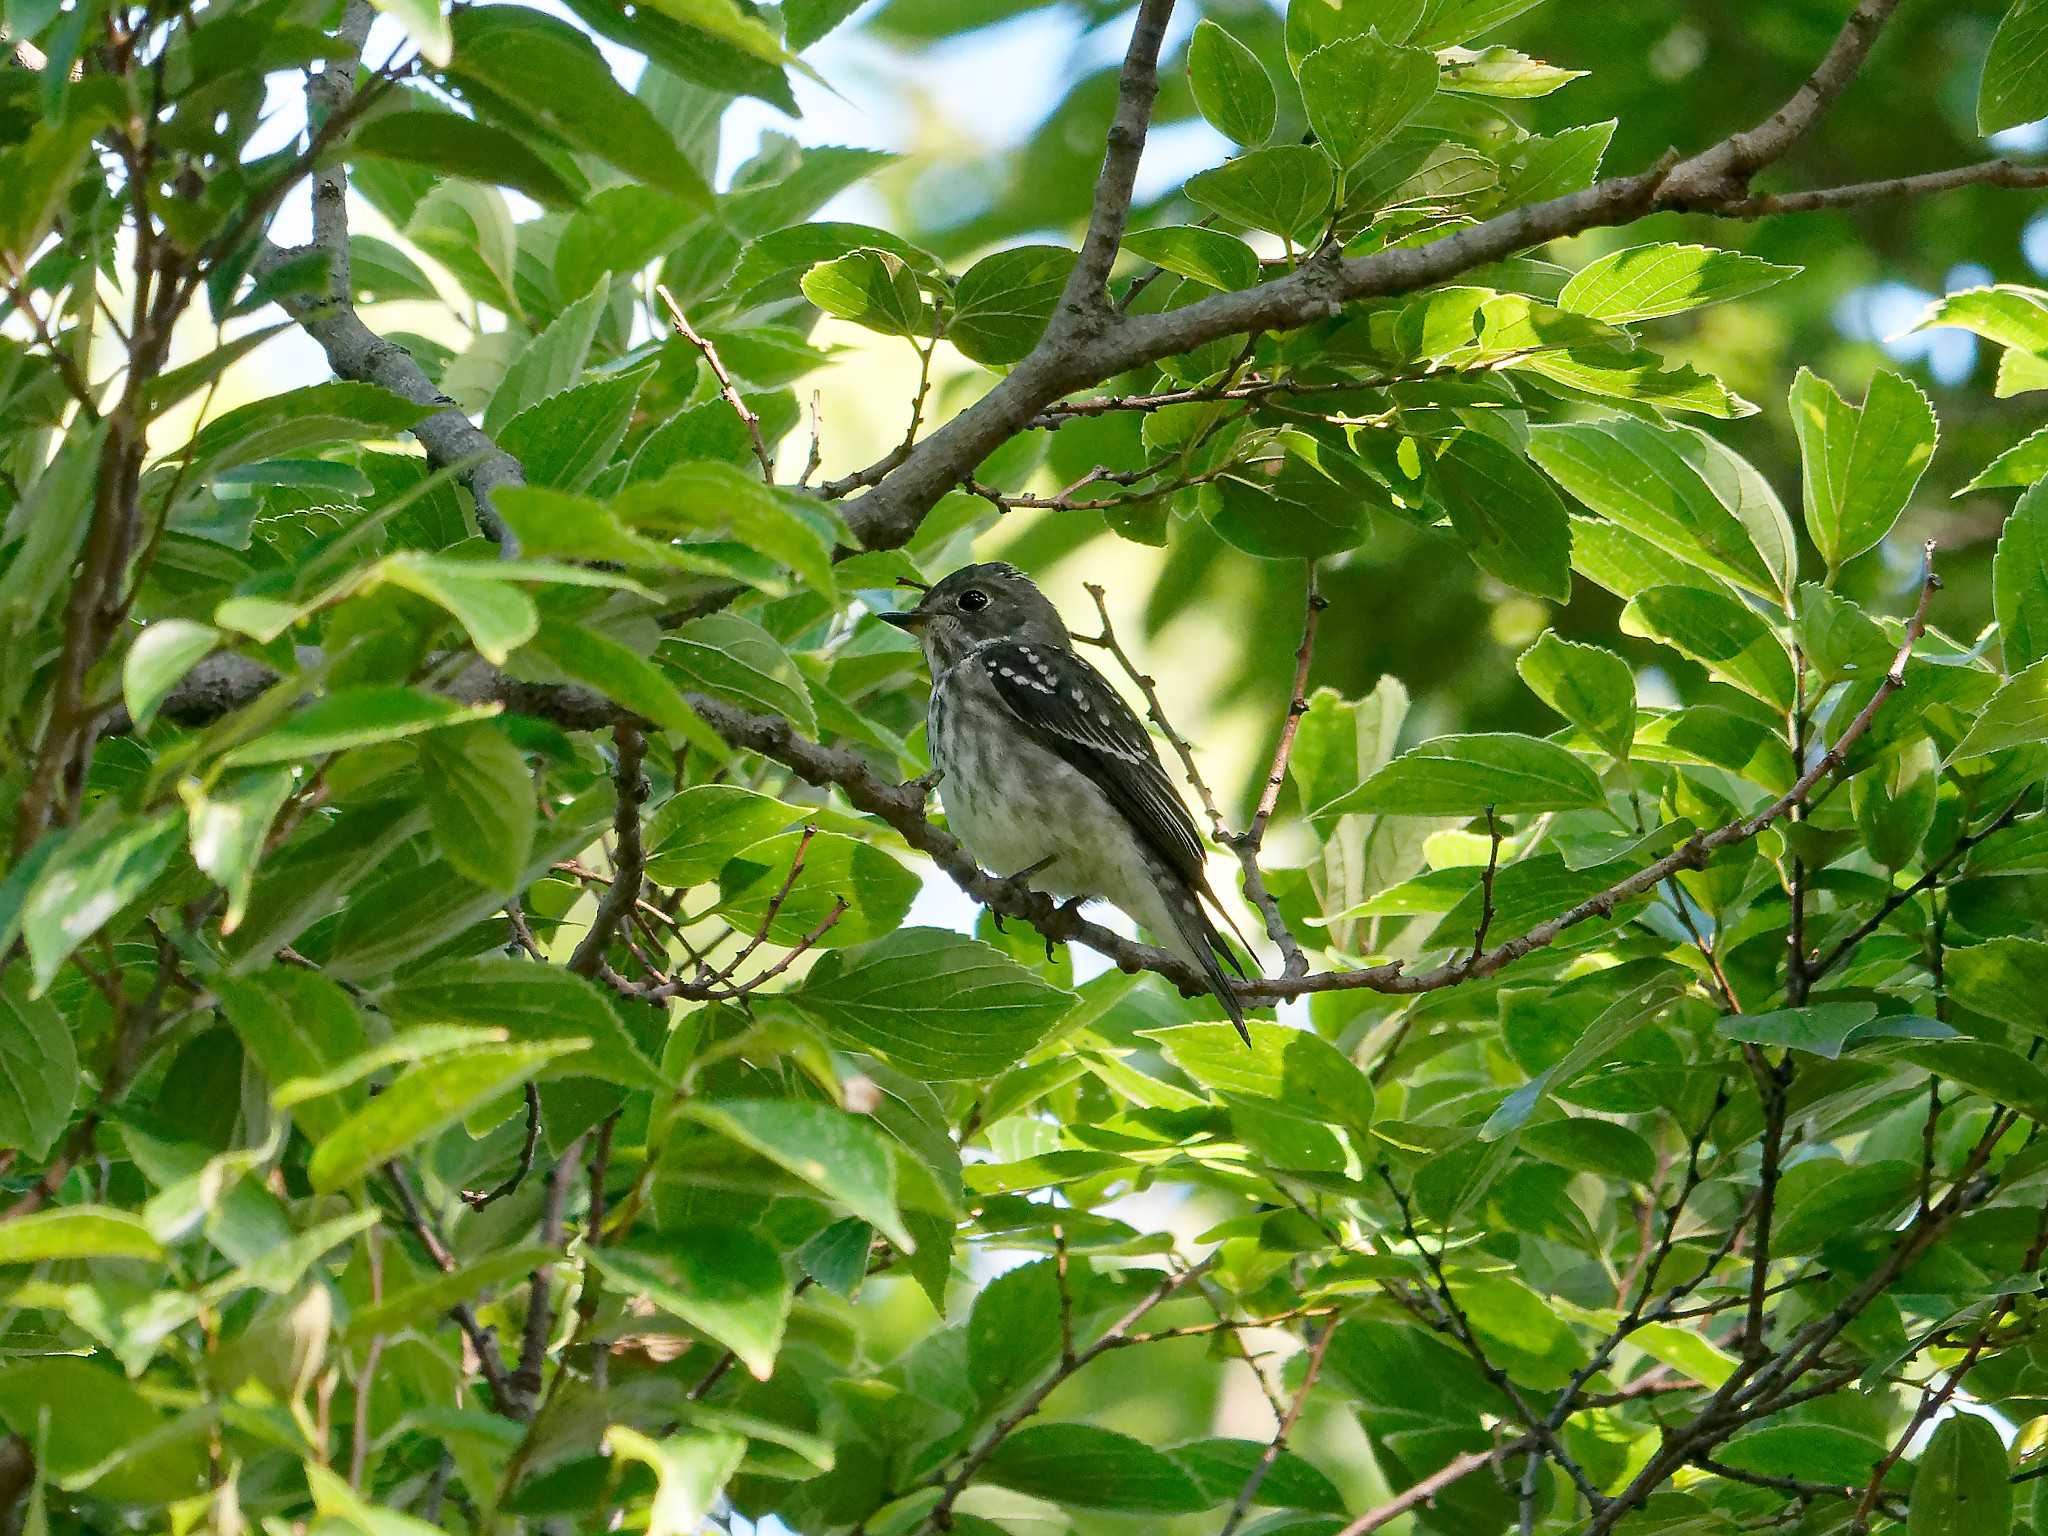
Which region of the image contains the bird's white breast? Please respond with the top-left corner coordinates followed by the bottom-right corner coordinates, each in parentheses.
top-left (928, 652), bottom-right (1156, 911)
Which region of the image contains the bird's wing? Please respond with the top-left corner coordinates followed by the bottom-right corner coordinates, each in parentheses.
top-left (974, 640), bottom-right (1206, 883)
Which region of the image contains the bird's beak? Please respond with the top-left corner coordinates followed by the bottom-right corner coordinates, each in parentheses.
top-left (878, 607), bottom-right (928, 631)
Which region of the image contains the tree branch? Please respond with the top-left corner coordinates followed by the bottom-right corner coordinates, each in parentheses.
top-left (1660, 0), bottom-right (1905, 205)
top-left (1054, 0), bottom-right (1175, 324)
top-left (129, 546), bottom-right (1939, 1011)
top-left (569, 724), bottom-right (648, 976)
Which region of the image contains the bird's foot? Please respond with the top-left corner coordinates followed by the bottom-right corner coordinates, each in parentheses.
top-left (903, 768), bottom-right (944, 800)
top-left (1042, 897), bottom-right (1088, 962)
top-left (990, 855), bottom-right (1058, 934)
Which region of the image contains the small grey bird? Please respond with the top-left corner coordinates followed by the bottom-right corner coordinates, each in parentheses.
top-left (880, 562), bottom-right (1252, 1041)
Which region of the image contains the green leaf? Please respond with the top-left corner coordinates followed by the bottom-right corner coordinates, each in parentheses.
top-left (1719, 1424), bottom-right (1889, 1488)
top-left (0, 422), bottom-right (106, 639)
top-left (379, 953), bottom-right (663, 1090)
top-left (1299, 30), bottom-right (1438, 170)
top-left (369, 0), bottom-right (452, 66)
top-left (486, 277), bottom-right (610, 435)
top-left (182, 767), bottom-right (295, 933)
top-left (604, 1425), bottom-right (748, 1536)
top-left (1947, 938), bottom-right (2048, 1041)
top-left (489, 487), bottom-right (679, 570)
top-left (1210, 444), bottom-right (1370, 559)
top-left (1415, 0), bottom-right (1547, 46)
top-left (1439, 44), bottom-right (1582, 97)
top-left (800, 249), bottom-right (931, 337)
top-left (21, 808), bottom-right (182, 994)
top-left (0, 1359), bottom-right (204, 1503)
top-left (1623, 585), bottom-right (1795, 709)
top-left (1495, 119), bottom-right (1613, 204)
top-left (789, 928), bottom-right (1076, 1079)
top-left (1559, 242), bottom-right (1797, 324)
top-left (1188, 20), bottom-right (1276, 145)
top-left (1795, 582), bottom-right (1894, 685)
top-left (1167, 1439), bottom-right (1344, 1513)
top-left (1516, 632), bottom-right (1634, 759)
top-left (617, 464), bottom-right (840, 599)
top-left (499, 369), bottom-right (649, 492)
top-left (218, 968), bottom-right (370, 1142)
top-left (715, 828), bottom-right (919, 946)
top-left (1771, 1159), bottom-right (1918, 1253)
top-left (1790, 367), bottom-right (1938, 573)
top-left (785, 0), bottom-right (864, 48)
top-left (1952, 656), bottom-right (2048, 761)
top-left (646, 0), bottom-right (797, 66)
top-left (307, 1040), bottom-right (581, 1191)
top-left (0, 968), bottom-right (75, 1158)
top-left (1184, 146), bottom-right (1336, 247)
top-left (685, 1099), bottom-right (912, 1248)
top-left (1530, 421), bottom-right (1792, 600)
top-left (123, 620), bottom-right (219, 731)
top-left (1716, 1002), bottom-right (1879, 1060)
top-left (273, 1026), bottom-right (508, 1107)
top-left (643, 786), bottom-right (800, 888)
top-left (343, 1243), bottom-right (558, 1343)
top-left (522, 619), bottom-right (712, 744)
top-left (179, 382), bottom-right (431, 480)
top-left (445, 8), bottom-right (712, 209)
top-left (1285, 0), bottom-right (1427, 66)
top-left (730, 222), bottom-right (937, 301)
top-left (589, 1227), bottom-right (791, 1379)
top-left (1913, 285), bottom-right (2048, 355)
top-left (1144, 1022), bottom-right (1373, 1138)
top-left (1483, 976), bottom-right (1681, 1138)
top-left (660, 614), bottom-right (817, 737)
top-left (378, 553), bottom-right (540, 663)
top-left (1979, 0), bottom-right (2048, 133)
top-left (1964, 423), bottom-right (2048, 494)
top-left (406, 181), bottom-right (519, 315)
top-left (950, 245), bottom-right (1077, 366)
top-left (0, 1206), bottom-right (164, 1265)
top-left (348, 106), bottom-right (578, 207)
top-left (983, 1424), bottom-right (1209, 1513)
top-left (1995, 481), bottom-right (2048, 673)
top-left (1900, 1039), bottom-right (2048, 1123)
top-left (1120, 226), bottom-right (1260, 291)
top-left (1520, 344), bottom-right (1751, 418)
top-left (1520, 1117), bottom-right (1656, 1186)
top-left (222, 686), bottom-right (499, 767)
top-left (1341, 733), bottom-right (1605, 816)
top-left (1909, 1411), bottom-right (2013, 1534)
top-left (1432, 430), bottom-right (1572, 601)
top-left (417, 723), bottom-right (534, 891)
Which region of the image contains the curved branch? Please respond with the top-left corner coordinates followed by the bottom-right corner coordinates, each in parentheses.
top-left (1659, 0), bottom-right (1904, 205)
top-left (137, 549), bottom-right (1936, 1010)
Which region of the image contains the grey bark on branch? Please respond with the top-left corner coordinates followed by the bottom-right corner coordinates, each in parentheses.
top-left (130, 547), bottom-right (1937, 1008)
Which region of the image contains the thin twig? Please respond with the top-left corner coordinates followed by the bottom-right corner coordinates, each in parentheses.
top-left (1463, 808), bottom-right (1503, 976)
top-left (461, 1082), bottom-right (542, 1209)
top-left (1228, 569), bottom-right (1323, 975)
top-left (1806, 792), bottom-right (2028, 983)
top-left (922, 1256), bottom-right (1214, 1531)
top-left (1217, 1319), bottom-right (1339, 1536)
top-left (569, 724), bottom-right (648, 976)
top-left (382, 1165), bottom-right (513, 1412)
top-left (1080, 583), bottom-right (1228, 839)
top-left (654, 284), bottom-right (775, 483)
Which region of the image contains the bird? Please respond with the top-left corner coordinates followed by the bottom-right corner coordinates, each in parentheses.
top-left (879, 561), bottom-right (1253, 1043)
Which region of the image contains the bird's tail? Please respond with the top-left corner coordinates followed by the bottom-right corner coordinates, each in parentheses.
top-left (1156, 879), bottom-right (1254, 1047)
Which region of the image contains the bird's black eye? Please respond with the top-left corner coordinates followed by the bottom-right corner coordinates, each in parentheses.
top-left (958, 589), bottom-right (990, 612)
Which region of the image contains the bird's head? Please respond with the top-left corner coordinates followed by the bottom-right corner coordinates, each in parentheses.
top-left (879, 561), bottom-right (1070, 670)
